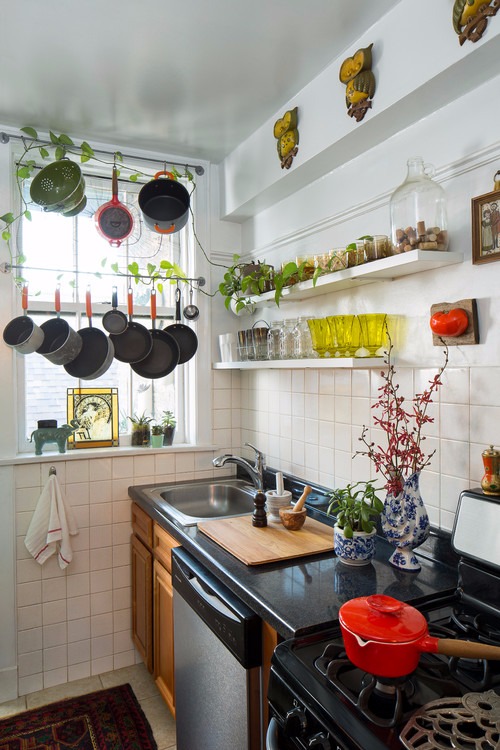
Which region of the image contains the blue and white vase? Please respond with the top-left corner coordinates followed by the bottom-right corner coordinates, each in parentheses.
top-left (381, 471), bottom-right (430, 572)
top-left (333, 526), bottom-right (377, 566)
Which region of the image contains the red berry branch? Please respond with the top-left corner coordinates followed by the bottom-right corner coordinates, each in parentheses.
top-left (355, 335), bottom-right (449, 495)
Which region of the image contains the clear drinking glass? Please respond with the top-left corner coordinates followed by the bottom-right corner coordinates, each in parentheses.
top-left (279, 318), bottom-right (298, 359)
top-left (293, 316), bottom-right (315, 358)
top-left (267, 321), bottom-right (282, 360)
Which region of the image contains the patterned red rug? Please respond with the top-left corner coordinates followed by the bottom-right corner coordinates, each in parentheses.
top-left (0, 683), bottom-right (157, 749)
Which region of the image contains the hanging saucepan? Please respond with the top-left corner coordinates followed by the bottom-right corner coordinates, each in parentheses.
top-left (109, 288), bottom-right (153, 364)
top-left (103, 287), bottom-right (128, 335)
top-left (94, 166), bottom-right (134, 247)
top-left (64, 289), bottom-right (115, 380)
top-left (36, 286), bottom-right (83, 365)
top-left (166, 287), bottom-right (198, 364)
top-left (138, 170), bottom-right (190, 235)
top-left (131, 290), bottom-right (180, 379)
top-left (339, 594), bottom-right (500, 679)
top-left (3, 285), bottom-right (45, 354)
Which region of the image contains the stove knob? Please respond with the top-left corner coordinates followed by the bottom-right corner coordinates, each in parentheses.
top-left (307, 732), bottom-right (331, 749)
top-left (284, 705), bottom-right (307, 736)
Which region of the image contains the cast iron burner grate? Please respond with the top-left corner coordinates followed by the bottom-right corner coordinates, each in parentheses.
top-left (400, 689), bottom-right (500, 750)
top-left (315, 642), bottom-right (463, 728)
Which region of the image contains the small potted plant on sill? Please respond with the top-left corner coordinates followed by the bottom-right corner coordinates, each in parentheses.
top-left (161, 410), bottom-right (176, 446)
top-left (151, 424), bottom-right (164, 448)
top-left (327, 480), bottom-right (384, 566)
top-left (128, 412), bottom-right (153, 447)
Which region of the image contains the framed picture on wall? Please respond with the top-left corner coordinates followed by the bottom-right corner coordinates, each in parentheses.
top-left (67, 387), bottom-right (119, 449)
top-left (472, 186), bottom-right (500, 264)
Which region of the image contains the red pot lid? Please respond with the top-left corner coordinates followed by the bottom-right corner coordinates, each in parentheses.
top-left (339, 594), bottom-right (428, 643)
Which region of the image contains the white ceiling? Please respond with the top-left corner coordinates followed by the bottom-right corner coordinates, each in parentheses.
top-left (1, 0), bottom-right (402, 164)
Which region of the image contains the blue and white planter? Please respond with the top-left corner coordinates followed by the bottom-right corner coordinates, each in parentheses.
top-left (333, 525), bottom-right (377, 566)
top-left (381, 471), bottom-right (430, 572)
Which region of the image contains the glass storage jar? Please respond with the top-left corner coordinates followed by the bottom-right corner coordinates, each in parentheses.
top-left (293, 316), bottom-right (315, 359)
top-left (267, 321), bottom-right (282, 360)
top-left (390, 157), bottom-right (448, 254)
top-left (279, 318), bottom-right (297, 359)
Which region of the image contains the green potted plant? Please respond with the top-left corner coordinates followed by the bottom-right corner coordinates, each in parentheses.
top-left (151, 424), bottom-right (164, 448)
top-left (128, 412), bottom-right (153, 446)
top-left (327, 480), bottom-right (384, 566)
top-left (161, 410), bottom-right (176, 446)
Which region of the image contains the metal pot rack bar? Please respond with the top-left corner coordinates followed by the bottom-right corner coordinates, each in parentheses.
top-left (0, 131), bottom-right (205, 176)
top-left (0, 262), bottom-right (206, 287)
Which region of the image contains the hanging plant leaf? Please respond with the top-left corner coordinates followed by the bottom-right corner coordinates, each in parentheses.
top-left (49, 131), bottom-right (60, 144)
top-left (39, 147), bottom-right (49, 159)
top-left (80, 141), bottom-right (94, 157)
top-left (24, 210), bottom-right (32, 221)
top-left (20, 126), bottom-right (38, 139)
top-left (58, 133), bottom-right (74, 146)
top-left (0, 212), bottom-right (15, 224)
top-left (16, 166), bottom-right (31, 179)
top-left (2, 230), bottom-right (11, 241)
top-left (54, 146), bottom-right (66, 160)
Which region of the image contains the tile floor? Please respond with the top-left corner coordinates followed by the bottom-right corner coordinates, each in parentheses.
top-left (0, 663), bottom-right (176, 750)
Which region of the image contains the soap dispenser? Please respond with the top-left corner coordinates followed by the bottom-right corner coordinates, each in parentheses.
top-left (481, 445), bottom-right (500, 496)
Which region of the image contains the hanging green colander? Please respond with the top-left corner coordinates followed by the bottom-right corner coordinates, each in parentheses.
top-left (30, 159), bottom-right (84, 208)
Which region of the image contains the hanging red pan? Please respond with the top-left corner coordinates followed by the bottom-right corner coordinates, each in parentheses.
top-left (95, 166), bottom-right (134, 247)
top-left (131, 290), bottom-right (180, 379)
top-left (339, 594), bottom-right (500, 678)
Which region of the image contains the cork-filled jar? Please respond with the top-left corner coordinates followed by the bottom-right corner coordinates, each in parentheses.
top-left (390, 157), bottom-right (448, 254)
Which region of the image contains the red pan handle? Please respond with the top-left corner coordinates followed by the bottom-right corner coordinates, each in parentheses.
top-left (22, 284), bottom-right (28, 313)
top-left (154, 223), bottom-right (175, 234)
top-left (153, 170), bottom-right (175, 181)
top-left (55, 285), bottom-right (61, 315)
top-left (150, 289), bottom-right (157, 321)
top-left (128, 288), bottom-right (134, 318)
top-left (86, 287), bottom-right (92, 324)
top-left (112, 166), bottom-right (119, 199)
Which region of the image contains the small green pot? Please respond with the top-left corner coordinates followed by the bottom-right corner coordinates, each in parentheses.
top-left (151, 434), bottom-right (164, 448)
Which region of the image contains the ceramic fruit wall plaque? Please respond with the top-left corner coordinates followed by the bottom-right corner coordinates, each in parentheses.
top-left (339, 43), bottom-right (375, 122)
top-left (273, 106), bottom-right (299, 169)
top-left (452, 0), bottom-right (499, 45)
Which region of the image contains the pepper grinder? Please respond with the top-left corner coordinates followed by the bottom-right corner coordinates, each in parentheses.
top-left (481, 445), bottom-right (500, 496)
top-left (252, 490), bottom-right (267, 527)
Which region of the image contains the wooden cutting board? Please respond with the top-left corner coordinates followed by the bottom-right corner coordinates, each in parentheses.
top-left (197, 515), bottom-right (334, 565)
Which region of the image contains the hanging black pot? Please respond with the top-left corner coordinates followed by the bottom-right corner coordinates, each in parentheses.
top-left (138, 170), bottom-right (190, 235)
top-left (166, 287), bottom-right (198, 364)
top-left (131, 290), bottom-right (180, 379)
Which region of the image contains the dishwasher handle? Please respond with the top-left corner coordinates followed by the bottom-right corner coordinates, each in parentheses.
top-left (188, 574), bottom-right (238, 622)
top-left (172, 546), bottom-right (262, 668)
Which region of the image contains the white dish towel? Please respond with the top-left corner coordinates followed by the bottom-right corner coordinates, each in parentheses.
top-left (25, 473), bottom-right (79, 569)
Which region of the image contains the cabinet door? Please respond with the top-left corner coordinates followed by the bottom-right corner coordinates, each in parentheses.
top-left (154, 558), bottom-right (175, 717)
top-left (131, 533), bottom-right (153, 673)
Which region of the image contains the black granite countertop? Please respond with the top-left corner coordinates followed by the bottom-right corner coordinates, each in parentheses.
top-left (129, 475), bottom-right (459, 640)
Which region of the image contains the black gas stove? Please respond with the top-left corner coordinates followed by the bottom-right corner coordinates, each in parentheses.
top-left (267, 490), bottom-right (500, 750)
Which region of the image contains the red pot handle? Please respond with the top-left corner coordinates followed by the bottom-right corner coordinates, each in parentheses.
top-left (86, 287), bottom-right (92, 321)
top-left (22, 284), bottom-right (28, 312)
top-left (367, 595), bottom-right (404, 615)
top-left (128, 288), bottom-right (134, 318)
top-left (153, 170), bottom-right (175, 181)
top-left (154, 223), bottom-right (175, 234)
top-left (150, 289), bottom-right (157, 321)
top-left (55, 285), bottom-right (61, 314)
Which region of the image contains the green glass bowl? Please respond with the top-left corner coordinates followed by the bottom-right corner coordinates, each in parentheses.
top-left (30, 160), bottom-right (83, 207)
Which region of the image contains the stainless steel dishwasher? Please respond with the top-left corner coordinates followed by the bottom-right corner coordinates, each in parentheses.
top-left (172, 547), bottom-right (263, 750)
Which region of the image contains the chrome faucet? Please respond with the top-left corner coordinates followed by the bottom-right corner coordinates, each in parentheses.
top-left (213, 442), bottom-right (265, 490)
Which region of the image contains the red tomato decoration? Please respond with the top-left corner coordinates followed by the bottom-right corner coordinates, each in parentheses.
top-left (430, 308), bottom-right (469, 337)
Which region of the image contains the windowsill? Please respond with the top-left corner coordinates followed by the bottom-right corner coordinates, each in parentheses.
top-left (0, 443), bottom-right (218, 467)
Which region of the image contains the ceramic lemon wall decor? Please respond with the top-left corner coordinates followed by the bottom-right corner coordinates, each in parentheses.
top-left (273, 106), bottom-right (299, 169)
top-left (339, 43), bottom-right (375, 123)
top-left (452, 0), bottom-right (499, 45)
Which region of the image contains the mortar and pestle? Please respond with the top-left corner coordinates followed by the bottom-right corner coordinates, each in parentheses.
top-left (279, 486), bottom-right (312, 530)
top-left (265, 472), bottom-right (292, 522)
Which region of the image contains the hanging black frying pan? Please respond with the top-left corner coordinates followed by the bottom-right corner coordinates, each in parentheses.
top-left (166, 287), bottom-right (198, 364)
top-left (131, 290), bottom-right (180, 379)
top-left (94, 166), bottom-right (134, 247)
top-left (103, 286), bottom-right (128, 335)
top-left (109, 288), bottom-right (153, 363)
top-left (64, 289), bottom-right (115, 380)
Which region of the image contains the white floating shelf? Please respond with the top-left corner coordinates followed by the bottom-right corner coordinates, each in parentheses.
top-left (249, 250), bottom-right (463, 306)
top-left (213, 357), bottom-right (384, 370)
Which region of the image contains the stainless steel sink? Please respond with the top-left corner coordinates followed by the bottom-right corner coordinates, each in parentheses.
top-left (143, 478), bottom-right (256, 526)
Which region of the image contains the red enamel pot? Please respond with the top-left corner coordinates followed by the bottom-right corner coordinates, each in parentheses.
top-left (339, 594), bottom-right (500, 678)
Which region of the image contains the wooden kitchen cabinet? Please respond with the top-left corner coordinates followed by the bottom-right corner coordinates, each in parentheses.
top-left (153, 522), bottom-right (180, 717)
top-left (131, 503), bottom-right (154, 672)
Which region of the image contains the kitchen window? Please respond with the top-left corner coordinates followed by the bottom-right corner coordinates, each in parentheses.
top-left (14, 169), bottom-right (196, 451)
